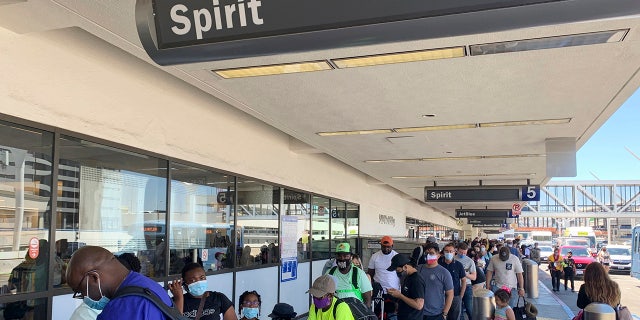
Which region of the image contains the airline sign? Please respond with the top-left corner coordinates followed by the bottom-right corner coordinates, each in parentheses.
top-left (425, 185), bottom-right (540, 202)
top-left (455, 209), bottom-right (511, 218)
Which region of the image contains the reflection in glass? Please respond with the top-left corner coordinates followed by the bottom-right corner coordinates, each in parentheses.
top-left (330, 200), bottom-right (346, 241)
top-left (169, 163), bottom-right (235, 274)
top-left (311, 196), bottom-right (331, 259)
top-left (1, 297), bottom-right (48, 320)
top-left (237, 180), bottom-right (279, 266)
top-left (56, 136), bottom-right (168, 278)
top-left (0, 121), bottom-right (53, 299)
top-left (346, 203), bottom-right (359, 238)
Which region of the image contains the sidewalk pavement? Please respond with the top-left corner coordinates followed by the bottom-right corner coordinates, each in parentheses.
top-left (526, 280), bottom-right (575, 320)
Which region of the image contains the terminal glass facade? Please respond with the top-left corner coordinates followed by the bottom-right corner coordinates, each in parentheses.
top-left (0, 118), bottom-right (359, 318)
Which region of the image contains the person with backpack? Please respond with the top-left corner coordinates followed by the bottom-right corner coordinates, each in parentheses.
top-left (169, 263), bottom-right (237, 320)
top-left (307, 274), bottom-right (355, 320)
top-left (66, 246), bottom-right (182, 320)
top-left (325, 243), bottom-right (373, 307)
top-left (386, 254), bottom-right (425, 320)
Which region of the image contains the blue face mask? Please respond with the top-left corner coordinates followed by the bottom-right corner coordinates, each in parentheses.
top-left (444, 253), bottom-right (454, 260)
top-left (242, 307), bottom-right (260, 319)
top-left (188, 280), bottom-right (208, 296)
top-left (83, 273), bottom-right (110, 310)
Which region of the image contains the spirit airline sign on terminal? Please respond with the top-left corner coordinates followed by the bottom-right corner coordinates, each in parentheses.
top-left (150, 0), bottom-right (567, 50)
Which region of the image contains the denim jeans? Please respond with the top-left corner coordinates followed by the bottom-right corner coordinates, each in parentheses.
top-left (460, 284), bottom-right (472, 320)
top-left (447, 296), bottom-right (461, 320)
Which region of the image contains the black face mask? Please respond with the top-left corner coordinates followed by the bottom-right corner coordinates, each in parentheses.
top-left (396, 270), bottom-right (407, 280)
top-left (336, 259), bottom-right (351, 270)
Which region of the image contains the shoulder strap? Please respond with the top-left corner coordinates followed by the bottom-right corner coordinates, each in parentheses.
top-left (112, 286), bottom-right (188, 320)
top-left (332, 299), bottom-right (345, 319)
top-left (329, 266), bottom-right (337, 275)
top-left (351, 267), bottom-right (359, 289)
top-left (195, 291), bottom-right (209, 320)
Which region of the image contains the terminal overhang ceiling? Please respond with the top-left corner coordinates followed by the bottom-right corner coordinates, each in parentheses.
top-left (1, 0), bottom-right (640, 221)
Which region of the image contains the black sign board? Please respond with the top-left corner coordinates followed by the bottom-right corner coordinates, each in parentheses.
top-left (455, 209), bottom-right (511, 218)
top-left (471, 223), bottom-right (504, 228)
top-left (483, 229), bottom-right (501, 234)
top-left (467, 218), bottom-right (506, 225)
top-left (150, 0), bottom-right (566, 50)
top-left (133, 0), bottom-right (640, 65)
top-left (424, 185), bottom-right (541, 202)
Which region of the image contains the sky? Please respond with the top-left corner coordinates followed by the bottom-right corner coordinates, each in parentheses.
top-left (553, 88), bottom-right (640, 181)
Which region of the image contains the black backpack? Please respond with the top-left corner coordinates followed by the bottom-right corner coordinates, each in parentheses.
top-left (111, 286), bottom-right (189, 320)
top-left (316, 297), bottom-right (378, 320)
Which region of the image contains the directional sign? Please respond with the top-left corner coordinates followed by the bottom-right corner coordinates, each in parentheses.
top-left (425, 185), bottom-right (540, 202)
top-left (455, 209), bottom-right (511, 218)
top-left (470, 223), bottom-right (503, 228)
top-left (483, 229), bottom-right (501, 234)
top-left (467, 218), bottom-right (507, 225)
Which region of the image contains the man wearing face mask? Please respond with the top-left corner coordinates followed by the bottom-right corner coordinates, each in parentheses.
top-left (307, 275), bottom-right (355, 320)
top-left (67, 246), bottom-right (175, 320)
top-left (418, 242), bottom-right (454, 320)
top-left (438, 243), bottom-right (466, 320)
top-left (386, 254), bottom-right (425, 320)
top-left (367, 236), bottom-right (400, 292)
top-left (326, 243), bottom-right (373, 307)
top-left (485, 246), bottom-right (525, 308)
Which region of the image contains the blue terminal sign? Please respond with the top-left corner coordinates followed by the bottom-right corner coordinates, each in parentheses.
top-left (425, 185), bottom-right (540, 202)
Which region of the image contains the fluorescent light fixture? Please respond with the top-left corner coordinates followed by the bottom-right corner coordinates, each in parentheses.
top-left (317, 129), bottom-right (394, 136)
top-left (332, 47), bottom-right (466, 68)
top-left (479, 118), bottom-right (571, 128)
top-left (365, 154), bottom-right (544, 163)
top-left (365, 158), bottom-right (421, 163)
top-left (392, 173), bottom-right (536, 179)
top-left (318, 118), bottom-right (569, 136)
top-left (214, 61), bottom-right (333, 79)
top-left (394, 123), bottom-right (477, 133)
top-left (469, 29), bottom-right (628, 56)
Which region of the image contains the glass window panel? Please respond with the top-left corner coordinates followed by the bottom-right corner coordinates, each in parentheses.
top-left (311, 196), bottom-right (331, 259)
top-left (237, 179), bottom-right (279, 266)
top-left (169, 163), bottom-right (235, 274)
top-left (0, 121), bottom-right (53, 295)
top-left (282, 189), bottom-right (310, 261)
top-left (56, 136), bottom-right (168, 278)
top-left (346, 203), bottom-right (359, 238)
top-left (330, 200), bottom-right (346, 240)
top-left (1, 297), bottom-right (48, 320)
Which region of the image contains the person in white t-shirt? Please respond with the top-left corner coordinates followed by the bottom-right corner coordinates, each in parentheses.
top-left (367, 236), bottom-right (400, 292)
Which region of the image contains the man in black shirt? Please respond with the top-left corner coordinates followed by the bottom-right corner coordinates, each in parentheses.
top-left (386, 254), bottom-right (425, 320)
top-left (438, 243), bottom-right (466, 320)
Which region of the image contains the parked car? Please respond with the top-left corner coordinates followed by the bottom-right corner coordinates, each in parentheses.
top-left (606, 245), bottom-right (631, 273)
top-left (539, 245), bottom-right (554, 263)
top-left (559, 245), bottom-right (595, 277)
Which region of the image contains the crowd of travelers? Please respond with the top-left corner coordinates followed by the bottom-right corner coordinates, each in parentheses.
top-left (64, 234), bottom-right (629, 320)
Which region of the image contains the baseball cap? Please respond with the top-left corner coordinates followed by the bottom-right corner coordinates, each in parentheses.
top-left (426, 236), bottom-right (437, 244)
top-left (386, 254), bottom-right (411, 271)
top-left (499, 246), bottom-right (510, 261)
top-left (268, 303), bottom-right (297, 319)
top-left (335, 242), bottom-right (351, 253)
top-left (307, 274), bottom-right (336, 298)
top-left (381, 236), bottom-right (393, 246)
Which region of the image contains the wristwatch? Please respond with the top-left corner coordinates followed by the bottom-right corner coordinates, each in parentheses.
top-left (443, 312), bottom-right (448, 318)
